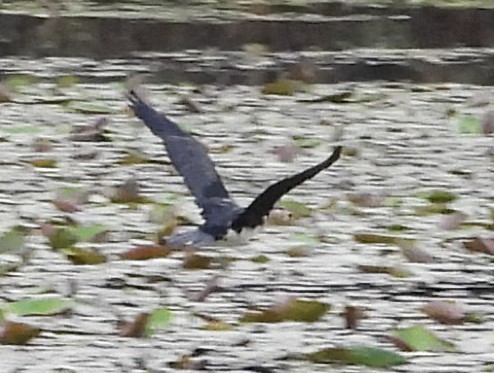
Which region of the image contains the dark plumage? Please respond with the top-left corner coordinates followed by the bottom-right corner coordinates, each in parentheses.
top-left (128, 90), bottom-right (341, 247)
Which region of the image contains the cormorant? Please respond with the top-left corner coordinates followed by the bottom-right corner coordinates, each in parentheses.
top-left (129, 90), bottom-right (341, 247)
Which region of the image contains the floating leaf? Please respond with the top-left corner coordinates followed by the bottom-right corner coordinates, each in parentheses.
top-left (262, 80), bottom-right (296, 96)
top-left (306, 346), bottom-right (407, 367)
top-left (422, 300), bottom-right (467, 325)
top-left (251, 255), bottom-right (270, 264)
top-left (454, 115), bottom-right (481, 134)
top-left (4, 297), bottom-right (74, 316)
top-left (387, 224), bottom-right (409, 232)
top-left (0, 83), bottom-right (13, 102)
top-left (145, 308), bottom-right (173, 336)
top-left (202, 321), bottom-right (234, 331)
top-left (117, 150), bottom-right (150, 165)
top-left (29, 158), bottom-right (57, 168)
top-left (0, 320), bottom-right (41, 345)
top-left (291, 232), bottom-right (320, 246)
top-left (183, 252), bottom-right (212, 270)
top-left (6, 75), bottom-right (33, 90)
top-left (357, 264), bottom-right (412, 278)
top-left (120, 244), bottom-right (172, 260)
top-left (32, 137), bottom-right (53, 152)
top-left (0, 228), bottom-right (25, 254)
top-left (148, 203), bottom-right (176, 224)
top-left (463, 237), bottom-right (494, 255)
top-left (481, 110), bottom-right (494, 135)
top-left (437, 211), bottom-right (467, 230)
top-left (60, 247), bottom-right (107, 265)
top-left (56, 75), bottom-right (79, 88)
top-left (354, 233), bottom-right (397, 245)
top-left (347, 192), bottom-right (384, 208)
top-left (118, 312), bottom-right (149, 338)
top-left (111, 178), bottom-right (148, 204)
top-left (286, 247), bottom-right (310, 257)
top-left (292, 135), bottom-right (321, 149)
top-left (156, 218), bottom-right (181, 242)
top-left (52, 186), bottom-right (89, 213)
top-left (2, 125), bottom-right (42, 135)
top-left (396, 239), bottom-right (435, 263)
top-left (67, 224), bottom-right (108, 243)
top-left (390, 325), bottom-right (455, 352)
top-left (69, 102), bottom-right (114, 114)
top-left (415, 203), bottom-right (455, 216)
top-left (426, 190), bottom-right (457, 204)
top-left (343, 305), bottom-right (366, 330)
top-left (241, 298), bottom-right (329, 323)
top-left (209, 145), bottom-right (234, 154)
top-left (48, 228), bottom-right (78, 250)
top-left (279, 200), bottom-right (312, 219)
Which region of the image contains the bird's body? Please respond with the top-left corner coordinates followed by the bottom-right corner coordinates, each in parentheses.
top-left (128, 91), bottom-right (341, 248)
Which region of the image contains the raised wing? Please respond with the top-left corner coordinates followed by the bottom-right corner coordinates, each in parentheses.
top-left (128, 90), bottom-right (237, 222)
top-left (231, 146), bottom-right (342, 233)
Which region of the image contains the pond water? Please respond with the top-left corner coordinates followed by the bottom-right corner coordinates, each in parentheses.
top-left (0, 80), bottom-right (493, 372)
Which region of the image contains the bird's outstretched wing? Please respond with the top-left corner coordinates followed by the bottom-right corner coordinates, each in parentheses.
top-left (231, 146), bottom-right (342, 232)
top-left (128, 90), bottom-right (236, 221)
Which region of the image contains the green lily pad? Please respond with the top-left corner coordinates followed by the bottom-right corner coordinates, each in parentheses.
top-left (262, 80), bottom-right (297, 96)
top-left (306, 346), bottom-right (407, 367)
top-left (49, 228), bottom-right (78, 250)
top-left (391, 325), bottom-right (456, 352)
top-left (68, 102), bottom-right (115, 114)
top-left (280, 200), bottom-right (313, 218)
top-left (4, 297), bottom-right (74, 316)
top-left (145, 308), bottom-right (173, 336)
top-left (0, 228), bottom-right (26, 254)
top-left (454, 115), bottom-right (481, 134)
top-left (2, 125), bottom-right (43, 135)
top-left (67, 224), bottom-right (108, 242)
top-left (251, 254), bottom-right (270, 264)
top-left (425, 190), bottom-right (457, 204)
top-left (292, 135), bottom-right (322, 149)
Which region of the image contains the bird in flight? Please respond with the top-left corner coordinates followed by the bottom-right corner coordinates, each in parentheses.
top-left (128, 90), bottom-right (342, 248)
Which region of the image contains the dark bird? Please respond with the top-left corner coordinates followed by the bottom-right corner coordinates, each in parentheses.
top-left (128, 90), bottom-right (341, 247)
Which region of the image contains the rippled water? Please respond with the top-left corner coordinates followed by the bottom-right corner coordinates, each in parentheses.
top-left (0, 82), bottom-right (493, 372)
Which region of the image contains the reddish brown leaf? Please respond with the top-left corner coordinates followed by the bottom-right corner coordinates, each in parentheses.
top-left (343, 305), bottom-right (366, 330)
top-left (120, 245), bottom-right (172, 261)
top-left (422, 300), bottom-right (466, 325)
top-left (118, 312), bottom-right (149, 338)
top-left (0, 320), bottom-right (41, 345)
top-left (463, 237), bottom-right (494, 255)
